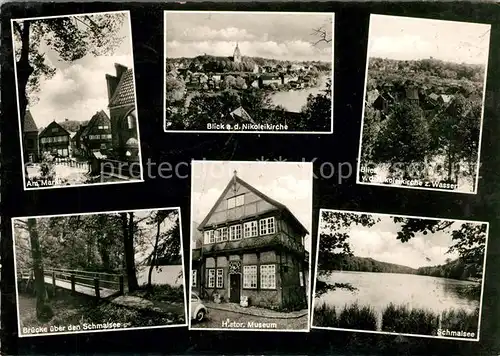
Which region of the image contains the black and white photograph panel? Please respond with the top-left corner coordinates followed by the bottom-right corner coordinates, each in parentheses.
top-left (12, 11), bottom-right (143, 190)
top-left (189, 160), bottom-right (313, 332)
top-left (12, 207), bottom-right (187, 337)
top-left (164, 11), bottom-right (333, 134)
top-left (312, 209), bottom-right (489, 341)
top-left (357, 14), bottom-right (490, 194)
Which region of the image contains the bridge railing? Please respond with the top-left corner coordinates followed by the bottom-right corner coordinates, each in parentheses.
top-left (45, 268), bottom-right (124, 299)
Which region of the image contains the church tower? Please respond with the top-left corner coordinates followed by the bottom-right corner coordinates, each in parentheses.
top-left (233, 43), bottom-right (242, 64)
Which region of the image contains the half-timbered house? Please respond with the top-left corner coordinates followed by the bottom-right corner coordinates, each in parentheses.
top-left (191, 172), bottom-right (309, 311)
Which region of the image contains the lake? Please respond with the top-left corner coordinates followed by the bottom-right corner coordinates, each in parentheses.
top-left (316, 271), bottom-right (480, 328)
top-left (270, 74), bottom-right (330, 113)
top-left (136, 265), bottom-right (184, 287)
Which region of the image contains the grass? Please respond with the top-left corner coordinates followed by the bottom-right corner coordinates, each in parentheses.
top-left (313, 301), bottom-right (478, 338)
top-left (133, 284), bottom-right (185, 303)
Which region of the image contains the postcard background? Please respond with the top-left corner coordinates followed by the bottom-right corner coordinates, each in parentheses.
top-left (1, 2), bottom-right (500, 355)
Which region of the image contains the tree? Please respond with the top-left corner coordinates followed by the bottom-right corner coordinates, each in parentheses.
top-left (221, 75), bottom-right (237, 90)
top-left (394, 217), bottom-right (486, 275)
top-left (373, 101), bottom-right (431, 179)
top-left (235, 76), bottom-right (248, 90)
top-left (26, 218), bottom-right (53, 321)
top-left (13, 13), bottom-right (126, 132)
top-left (121, 212), bottom-right (139, 292)
top-left (297, 78), bottom-right (332, 131)
top-left (147, 210), bottom-right (181, 288)
top-left (165, 75), bottom-right (185, 103)
top-left (316, 211), bottom-right (379, 297)
top-left (430, 94), bottom-right (479, 183)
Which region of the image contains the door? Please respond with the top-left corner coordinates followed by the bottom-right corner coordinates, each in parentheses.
top-left (230, 274), bottom-right (241, 303)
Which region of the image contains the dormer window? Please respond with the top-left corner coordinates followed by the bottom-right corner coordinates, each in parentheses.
top-left (227, 194), bottom-right (244, 209)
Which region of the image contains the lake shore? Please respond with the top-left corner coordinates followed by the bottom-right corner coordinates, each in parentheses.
top-left (313, 301), bottom-right (479, 338)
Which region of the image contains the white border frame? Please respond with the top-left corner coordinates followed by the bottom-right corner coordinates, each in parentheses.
top-left (188, 159), bottom-right (313, 332)
top-left (12, 206), bottom-right (189, 338)
top-left (311, 208), bottom-right (490, 342)
top-left (11, 10), bottom-right (146, 191)
top-left (356, 14), bottom-right (491, 195)
top-left (163, 11), bottom-right (334, 134)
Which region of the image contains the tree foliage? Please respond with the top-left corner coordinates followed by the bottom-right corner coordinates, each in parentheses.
top-left (14, 209), bottom-right (182, 320)
top-left (13, 12), bottom-right (127, 130)
top-left (373, 101), bottom-right (431, 166)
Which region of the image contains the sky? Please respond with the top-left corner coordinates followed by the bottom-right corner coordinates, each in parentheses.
top-left (165, 12), bottom-right (333, 62)
top-left (368, 14), bottom-right (491, 65)
top-left (319, 212), bottom-right (485, 269)
top-left (16, 11), bottom-right (135, 130)
top-left (191, 160), bottom-right (312, 252)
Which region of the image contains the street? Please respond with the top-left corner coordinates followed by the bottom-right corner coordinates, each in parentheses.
top-left (192, 308), bottom-right (309, 331)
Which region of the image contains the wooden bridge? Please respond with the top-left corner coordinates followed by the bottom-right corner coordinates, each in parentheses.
top-left (19, 268), bottom-right (124, 299)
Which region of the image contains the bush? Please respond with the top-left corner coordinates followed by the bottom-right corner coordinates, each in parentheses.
top-left (338, 303), bottom-right (378, 330)
top-left (313, 303), bottom-right (337, 327)
top-left (382, 303), bottom-right (439, 334)
top-left (441, 308), bottom-right (479, 334)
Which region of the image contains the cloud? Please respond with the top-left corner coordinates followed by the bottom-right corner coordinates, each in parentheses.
top-left (30, 54), bottom-right (134, 128)
top-left (346, 223), bottom-right (460, 269)
top-left (368, 15), bottom-right (490, 65)
top-left (369, 35), bottom-right (434, 60)
top-left (179, 26), bottom-right (257, 42)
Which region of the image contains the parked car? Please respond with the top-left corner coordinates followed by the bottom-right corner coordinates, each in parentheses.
top-left (191, 292), bottom-right (208, 322)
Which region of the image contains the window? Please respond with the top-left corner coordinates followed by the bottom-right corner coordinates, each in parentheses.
top-left (230, 224), bottom-right (242, 240)
top-left (204, 230), bottom-right (215, 244)
top-left (299, 271), bottom-right (304, 287)
top-left (243, 265), bottom-right (257, 289)
top-left (244, 221), bottom-right (258, 238)
top-left (227, 194), bottom-right (245, 209)
top-left (221, 227), bottom-right (228, 241)
top-left (207, 269), bottom-right (215, 288)
top-left (192, 270), bottom-right (197, 287)
top-left (260, 217), bottom-right (276, 235)
top-left (127, 112), bottom-right (136, 130)
top-left (51, 128), bottom-right (58, 133)
top-left (216, 268), bottom-right (224, 288)
top-left (98, 125), bottom-right (109, 130)
top-left (260, 264), bottom-right (276, 289)
top-left (215, 229), bottom-right (222, 243)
